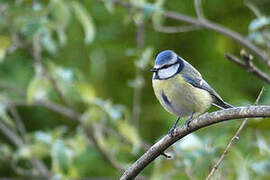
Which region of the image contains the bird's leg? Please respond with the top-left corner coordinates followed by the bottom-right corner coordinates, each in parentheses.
top-left (185, 113), bottom-right (194, 127)
top-left (168, 117), bottom-right (180, 137)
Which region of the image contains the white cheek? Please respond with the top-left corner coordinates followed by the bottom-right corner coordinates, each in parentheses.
top-left (158, 64), bottom-right (179, 79)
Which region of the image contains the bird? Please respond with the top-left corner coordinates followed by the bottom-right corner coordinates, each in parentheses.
top-left (151, 50), bottom-right (233, 137)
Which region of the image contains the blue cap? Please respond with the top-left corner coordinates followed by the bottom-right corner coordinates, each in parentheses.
top-left (155, 50), bottom-right (177, 67)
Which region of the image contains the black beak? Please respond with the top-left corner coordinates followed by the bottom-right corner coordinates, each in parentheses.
top-left (151, 68), bottom-right (157, 72)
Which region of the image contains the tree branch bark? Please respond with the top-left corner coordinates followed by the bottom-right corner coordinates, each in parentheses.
top-left (206, 87), bottom-right (264, 180)
top-left (120, 105), bottom-right (270, 180)
top-left (225, 53), bottom-right (270, 84)
top-left (98, 0), bottom-right (270, 67)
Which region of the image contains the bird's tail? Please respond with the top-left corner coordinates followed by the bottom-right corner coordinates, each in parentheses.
top-left (212, 97), bottom-right (234, 109)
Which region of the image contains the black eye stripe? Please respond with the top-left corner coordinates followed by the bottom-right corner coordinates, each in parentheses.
top-left (158, 61), bottom-right (179, 70)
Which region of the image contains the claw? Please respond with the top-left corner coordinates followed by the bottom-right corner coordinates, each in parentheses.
top-left (185, 113), bottom-right (194, 127)
top-left (185, 119), bottom-right (192, 127)
top-left (168, 117), bottom-right (180, 137)
top-left (168, 127), bottom-right (176, 137)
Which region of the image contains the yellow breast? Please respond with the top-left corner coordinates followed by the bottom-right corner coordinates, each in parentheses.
top-left (152, 74), bottom-right (212, 117)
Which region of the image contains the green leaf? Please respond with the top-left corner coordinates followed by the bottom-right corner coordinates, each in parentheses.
top-left (249, 17), bottom-right (270, 31)
top-left (117, 120), bottom-right (140, 152)
top-left (74, 83), bottom-right (96, 104)
top-left (72, 1), bottom-right (95, 44)
top-left (40, 27), bottom-right (58, 54)
top-left (135, 47), bottom-right (153, 70)
top-left (26, 76), bottom-right (51, 104)
top-left (0, 144), bottom-right (12, 160)
top-left (50, 0), bottom-right (70, 46)
top-left (0, 36), bottom-right (11, 63)
top-left (104, 0), bottom-right (115, 13)
top-left (52, 140), bottom-right (73, 174)
top-left (35, 131), bottom-right (53, 145)
top-left (50, 0), bottom-right (70, 29)
top-left (0, 97), bottom-right (15, 129)
top-left (251, 160), bottom-right (270, 175)
top-left (20, 20), bottom-right (43, 37)
top-left (152, 0), bottom-right (165, 28)
top-left (176, 134), bottom-right (204, 152)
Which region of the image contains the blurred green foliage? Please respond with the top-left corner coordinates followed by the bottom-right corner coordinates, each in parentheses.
top-left (0, 0), bottom-right (270, 179)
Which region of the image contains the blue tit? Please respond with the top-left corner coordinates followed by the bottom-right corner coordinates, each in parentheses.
top-left (151, 50), bottom-right (233, 137)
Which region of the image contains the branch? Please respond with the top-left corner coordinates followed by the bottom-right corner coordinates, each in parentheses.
top-left (154, 25), bottom-right (202, 33)
top-left (0, 121), bottom-right (50, 177)
top-left (32, 38), bottom-right (124, 171)
top-left (0, 81), bottom-right (25, 96)
top-left (9, 99), bottom-right (126, 172)
top-left (206, 87), bottom-right (264, 180)
top-left (32, 36), bottom-right (72, 107)
top-left (194, 0), bottom-right (205, 19)
top-left (99, 0), bottom-right (270, 67)
top-left (225, 52), bottom-right (270, 84)
top-left (0, 121), bottom-right (24, 147)
top-left (132, 21), bottom-right (145, 126)
top-left (6, 100), bottom-right (27, 140)
top-left (36, 100), bottom-right (125, 171)
top-left (120, 105), bottom-right (270, 180)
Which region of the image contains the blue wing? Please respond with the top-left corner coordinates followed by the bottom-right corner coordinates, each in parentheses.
top-left (182, 74), bottom-right (233, 109)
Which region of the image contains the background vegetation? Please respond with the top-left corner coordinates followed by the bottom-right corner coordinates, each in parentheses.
top-left (0, 0), bottom-right (270, 179)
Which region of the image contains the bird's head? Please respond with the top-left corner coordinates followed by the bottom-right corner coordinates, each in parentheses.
top-left (151, 50), bottom-right (184, 80)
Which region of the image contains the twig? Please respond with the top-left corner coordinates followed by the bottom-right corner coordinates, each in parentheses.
top-left (0, 81), bottom-right (25, 96)
top-left (84, 127), bottom-right (125, 171)
top-left (225, 52), bottom-right (270, 84)
top-left (206, 87), bottom-right (264, 180)
top-left (32, 36), bottom-right (72, 107)
top-left (120, 105), bottom-right (270, 180)
top-left (162, 10), bottom-right (270, 67)
top-left (1, 80), bottom-right (124, 174)
top-left (32, 33), bottom-right (128, 173)
top-left (6, 101), bottom-right (27, 140)
top-left (132, 22), bottom-right (145, 126)
top-left (154, 25), bottom-right (202, 33)
top-left (194, 0), bottom-right (205, 19)
top-left (98, 0), bottom-right (270, 67)
top-left (0, 121), bottom-right (24, 147)
top-left (36, 100), bottom-right (124, 171)
top-left (35, 100), bottom-right (81, 121)
top-left (0, 121), bottom-right (50, 177)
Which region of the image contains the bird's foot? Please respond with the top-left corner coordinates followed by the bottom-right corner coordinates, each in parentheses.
top-left (168, 127), bottom-right (176, 137)
top-left (185, 114), bottom-right (194, 127)
top-left (168, 117), bottom-right (180, 137)
top-left (185, 119), bottom-right (192, 127)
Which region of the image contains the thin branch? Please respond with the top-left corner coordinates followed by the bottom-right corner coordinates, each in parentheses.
top-left (0, 81), bottom-right (25, 96)
top-left (99, 0), bottom-right (270, 67)
top-left (154, 25), bottom-right (202, 33)
top-left (7, 101), bottom-right (27, 140)
top-left (162, 10), bottom-right (270, 67)
top-left (0, 121), bottom-right (24, 147)
top-left (1, 80), bottom-right (124, 175)
top-left (35, 100), bottom-right (81, 121)
top-left (32, 36), bottom-right (72, 107)
top-left (84, 127), bottom-right (125, 171)
top-left (0, 121), bottom-right (50, 177)
top-left (36, 100), bottom-right (124, 171)
top-left (120, 105), bottom-right (270, 180)
top-left (225, 52), bottom-right (270, 84)
top-left (11, 99), bottom-right (125, 172)
top-left (31, 35), bottom-right (121, 172)
top-left (194, 0), bottom-right (205, 19)
top-left (206, 87), bottom-right (264, 180)
top-left (132, 22), bottom-right (145, 126)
